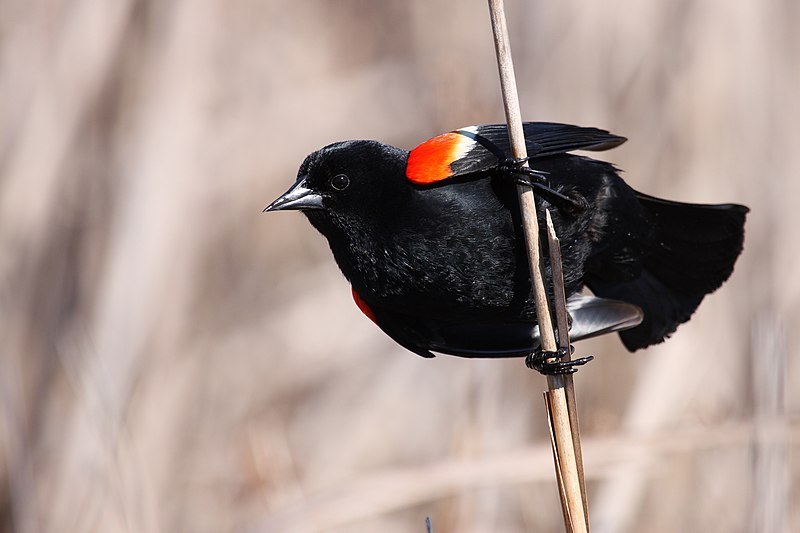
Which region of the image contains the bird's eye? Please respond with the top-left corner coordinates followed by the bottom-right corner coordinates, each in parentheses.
top-left (330, 174), bottom-right (350, 191)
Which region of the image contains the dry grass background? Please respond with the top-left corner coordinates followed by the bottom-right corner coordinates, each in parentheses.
top-left (0, 1), bottom-right (798, 532)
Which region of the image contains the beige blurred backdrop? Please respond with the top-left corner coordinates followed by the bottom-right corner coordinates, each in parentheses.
top-left (0, 1), bottom-right (798, 532)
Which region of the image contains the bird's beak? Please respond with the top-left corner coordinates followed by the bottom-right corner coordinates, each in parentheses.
top-left (263, 176), bottom-right (324, 212)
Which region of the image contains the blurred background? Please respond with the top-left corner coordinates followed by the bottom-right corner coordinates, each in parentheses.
top-left (0, 0), bottom-right (797, 532)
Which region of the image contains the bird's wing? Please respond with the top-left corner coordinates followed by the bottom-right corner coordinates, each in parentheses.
top-left (353, 288), bottom-right (643, 359)
top-left (405, 122), bottom-right (626, 185)
top-left (564, 293), bottom-right (644, 343)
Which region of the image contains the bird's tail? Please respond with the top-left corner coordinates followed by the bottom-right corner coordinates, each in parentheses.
top-left (586, 192), bottom-right (748, 351)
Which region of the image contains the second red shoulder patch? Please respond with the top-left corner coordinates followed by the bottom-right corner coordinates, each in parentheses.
top-left (351, 287), bottom-right (377, 324)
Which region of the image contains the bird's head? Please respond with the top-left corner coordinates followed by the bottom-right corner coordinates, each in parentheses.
top-left (264, 140), bottom-right (410, 238)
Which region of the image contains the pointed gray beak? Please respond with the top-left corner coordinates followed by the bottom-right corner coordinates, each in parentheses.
top-left (263, 176), bottom-right (324, 212)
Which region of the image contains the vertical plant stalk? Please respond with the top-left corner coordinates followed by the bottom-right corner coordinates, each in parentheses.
top-left (546, 210), bottom-right (590, 526)
top-left (486, 1), bottom-right (589, 531)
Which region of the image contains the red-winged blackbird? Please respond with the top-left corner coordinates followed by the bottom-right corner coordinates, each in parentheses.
top-left (265, 123), bottom-right (747, 372)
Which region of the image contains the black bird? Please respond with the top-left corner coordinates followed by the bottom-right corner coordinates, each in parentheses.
top-left (265, 123), bottom-right (748, 373)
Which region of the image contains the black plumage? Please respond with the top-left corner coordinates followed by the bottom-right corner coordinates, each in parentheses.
top-left (265, 123), bottom-right (748, 359)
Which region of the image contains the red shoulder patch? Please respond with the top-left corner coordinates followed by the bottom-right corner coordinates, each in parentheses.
top-left (351, 287), bottom-right (377, 324)
top-left (406, 129), bottom-right (476, 185)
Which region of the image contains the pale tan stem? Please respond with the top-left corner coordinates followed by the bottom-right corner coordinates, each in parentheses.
top-left (487, 1), bottom-right (589, 531)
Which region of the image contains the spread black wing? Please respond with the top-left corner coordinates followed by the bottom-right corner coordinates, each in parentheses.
top-left (406, 122), bottom-right (626, 184)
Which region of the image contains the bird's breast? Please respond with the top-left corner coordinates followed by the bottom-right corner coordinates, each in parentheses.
top-left (348, 181), bottom-right (524, 319)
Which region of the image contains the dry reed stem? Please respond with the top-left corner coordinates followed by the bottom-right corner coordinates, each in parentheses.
top-left (546, 210), bottom-right (590, 528)
top-left (487, 1), bottom-right (587, 531)
top-left (486, 0), bottom-right (555, 350)
top-left (544, 392), bottom-right (574, 530)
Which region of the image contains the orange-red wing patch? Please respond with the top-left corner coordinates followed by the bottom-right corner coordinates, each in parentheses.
top-left (406, 130), bottom-right (475, 184)
top-left (351, 287), bottom-right (377, 324)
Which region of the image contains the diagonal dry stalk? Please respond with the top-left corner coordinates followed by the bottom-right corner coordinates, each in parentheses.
top-left (487, 1), bottom-right (589, 531)
top-left (546, 210), bottom-right (590, 525)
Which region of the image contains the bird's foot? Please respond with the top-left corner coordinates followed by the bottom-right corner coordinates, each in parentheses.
top-left (498, 160), bottom-right (585, 213)
top-left (497, 157), bottom-right (549, 182)
top-left (525, 346), bottom-right (594, 375)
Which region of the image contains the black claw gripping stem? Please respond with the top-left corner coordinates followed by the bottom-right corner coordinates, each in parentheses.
top-left (499, 157), bottom-right (586, 213)
top-left (525, 346), bottom-right (594, 376)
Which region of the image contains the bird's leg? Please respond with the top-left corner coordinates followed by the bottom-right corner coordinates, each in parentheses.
top-left (525, 346), bottom-right (594, 375)
top-left (498, 158), bottom-right (586, 213)
top-left (514, 170), bottom-right (585, 212)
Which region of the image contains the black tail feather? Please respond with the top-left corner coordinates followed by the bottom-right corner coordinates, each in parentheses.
top-left (587, 192), bottom-right (748, 351)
